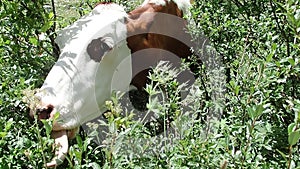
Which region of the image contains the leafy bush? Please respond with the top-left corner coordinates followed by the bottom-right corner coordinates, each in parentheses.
top-left (189, 0), bottom-right (300, 168)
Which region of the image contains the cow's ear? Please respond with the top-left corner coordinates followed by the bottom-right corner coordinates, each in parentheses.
top-left (87, 37), bottom-right (112, 62)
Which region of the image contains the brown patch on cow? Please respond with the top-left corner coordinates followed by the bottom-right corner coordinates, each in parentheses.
top-left (87, 37), bottom-right (111, 62)
top-left (126, 1), bottom-right (189, 51)
top-left (126, 0), bottom-right (195, 89)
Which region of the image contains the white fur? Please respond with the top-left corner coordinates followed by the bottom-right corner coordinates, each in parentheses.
top-left (141, 0), bottom-right (191, 15)
top-left (93, 3), bottom-right (125, 15)
top-left (40, 4), bottom-right (131, 130)
top-left (142, 0), bottom-right (166, 6)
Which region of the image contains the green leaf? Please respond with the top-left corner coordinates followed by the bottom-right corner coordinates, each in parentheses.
top-left (41, 119), bottom-right (52, 136)
top-left (247, 104), bottom-right (264, 120)
top-left (40, 21), bottom-right (54, 33)
top-left (89, 162), bottom-right (101, 169)
top-left (288, 130), bottom-right (300, 146)
top-left (76, 134), bottom-right (83, 149)
top-left (266, 52), bottom-right (274, 63)
top-left (4, 118), bottom-right (13, 131)
top-left (288, 123), bottom-right (296, 135)
top-left (48, 12), bottom-right (54, 19)
top-left (29, 37), bottom-right (38, 46)
top-left (53, 111), bottom-right (60, 120)
top-left (74, 149), bottom-right (82, 162)
top-left (19, 77), bottom-right (25, 86)
top-left (288, 57), bottom-right (295, 66)
top-left (0, 132), bottom-right (7, 138)
top-left (287, 12), bottom-right (296, 25)
top-left (297, 111), bottom-right (300, 123)
top-left (247, 106), bottom-right (254, 119)
top-left (276, 149), bottom-right (288, 161)
top-left (229, 80), bottom-right (240, 95)
top-left (256, 104), bottom-right (264, 117)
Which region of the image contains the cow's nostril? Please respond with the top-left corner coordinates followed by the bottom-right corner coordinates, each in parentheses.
top-left (36, 105), bottom-right (54, 120)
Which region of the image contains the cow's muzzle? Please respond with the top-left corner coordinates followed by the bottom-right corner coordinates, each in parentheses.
top-left (29, 104), bottom-right (74, 168)
top-left (35, 104), bottom-right (54, 120)
top-left (29, 103), bottom-right (54, 120)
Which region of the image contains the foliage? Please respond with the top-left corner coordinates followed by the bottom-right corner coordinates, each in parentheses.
top-left (189, 0), bottom-right (300, 168)
top-left (0, 0), bottom-right (300, 168)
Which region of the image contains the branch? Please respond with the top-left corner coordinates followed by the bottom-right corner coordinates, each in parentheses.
top-left (51, 0), bottom-right (57, 31)
top-left (269, 0), bottom-right (290, 58)
top-left (230, 0), bottom-right (243, 8)
top-left (49, 0), bottom-right (60, 59)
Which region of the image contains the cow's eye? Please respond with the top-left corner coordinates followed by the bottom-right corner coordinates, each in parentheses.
top-left (87, 38), bottom-right (111, 62)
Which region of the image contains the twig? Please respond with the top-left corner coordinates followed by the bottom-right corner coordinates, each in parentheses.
top-left (51, 0), bottom-right (57, 30)
top-left (49, 0), bottom-right (60, 59)
top-left (269, 0), bottom-right (290, 58)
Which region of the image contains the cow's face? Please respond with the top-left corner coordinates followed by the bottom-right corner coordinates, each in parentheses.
top-left (30, 4), bottom-right (131, 131)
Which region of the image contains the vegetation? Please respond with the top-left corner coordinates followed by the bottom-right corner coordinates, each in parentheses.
top-left (0, 0), bottom-right (300, 168)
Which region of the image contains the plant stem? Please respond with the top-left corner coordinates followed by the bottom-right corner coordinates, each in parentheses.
top-left (34, 117), bottom-right (48, 168)
top-left (287, 145), bottom-right (292, 169)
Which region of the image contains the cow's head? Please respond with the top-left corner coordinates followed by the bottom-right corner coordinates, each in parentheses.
top-left (31, 3), bottom-right (131, 129)
top-left (30, 3), bottom-right (132, 167)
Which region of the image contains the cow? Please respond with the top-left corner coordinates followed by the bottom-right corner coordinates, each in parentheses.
top-left (30, 0), bottom-right (196, 167)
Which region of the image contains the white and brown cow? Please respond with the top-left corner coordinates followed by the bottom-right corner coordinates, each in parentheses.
top-left (30, 0), bottom-right (195, 167)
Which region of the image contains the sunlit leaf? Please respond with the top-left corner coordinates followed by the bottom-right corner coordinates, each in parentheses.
top-left (288, 130), bottom-right (300, 146)
top-left (288, 123), bottom-right (296, 135)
